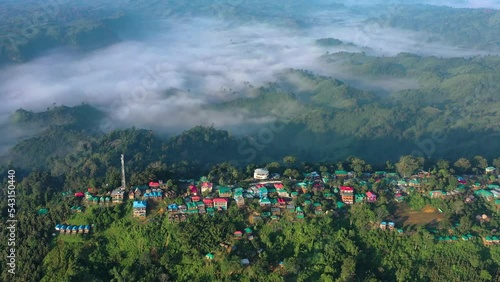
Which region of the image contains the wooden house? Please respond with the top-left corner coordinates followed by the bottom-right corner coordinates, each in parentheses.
top-left (111, 189), bottom-right (125, 204)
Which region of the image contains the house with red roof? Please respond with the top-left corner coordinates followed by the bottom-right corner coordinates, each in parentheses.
top-left (203, 198), bottom-right (214, 208)
top-left (213, 198), bottom-right (228, 210)
top-left (201, 182), bottom-right (213, 194)
top-left (189, 185), bottom-right (198, 195)
top-left (149, 181), bottom-right (160, 188)
top-left (74, 192), bottom-right (84, 197)
top-left (278, 198), bottom-right (286, 206)
top-left (340, 186), bottom-right (354, 204)
top-left (366, 191), bottom-right (377, 202)
top-left (274, 183), bottom-right (284, 189)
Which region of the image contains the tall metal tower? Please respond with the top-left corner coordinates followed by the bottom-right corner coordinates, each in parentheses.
top-left (121, 154), bottom-right (126, 191)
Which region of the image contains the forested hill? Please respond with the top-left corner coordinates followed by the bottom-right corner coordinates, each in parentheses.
top-left (385, 4), bottom-right (500, 51)
top-left (3, 51), bottom-right (500, 171)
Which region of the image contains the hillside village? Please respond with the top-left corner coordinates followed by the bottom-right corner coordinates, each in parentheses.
top-left (56, 162), bottom-right (500, 250)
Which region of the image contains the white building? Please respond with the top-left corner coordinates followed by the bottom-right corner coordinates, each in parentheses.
top-left (254, 168), bottom-right (269, 180)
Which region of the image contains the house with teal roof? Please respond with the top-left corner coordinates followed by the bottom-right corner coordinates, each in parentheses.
top-left (258, 187), bottom-right (268, 198)
top-left (295, 206), bottom-right (304, 219)
top-left (132, 200), bottom-right (147, 218)
top-left (430, 190), bottom-right (444, 198)
top-left (336, 201), bottom-right (345, 209)
top-left (474, 189), bottom-right (493, 200)
top-left (485, 167), bottom-right (496, 174)
top-left (218, 187), bottom-right (232, 197)
top-left (259, 198), bottom-right (271, 207)
top-left (335, 170), bottom-right (348, 177)
top-left (355, 194), bottom-right (365, 203)
top-left (397, 180), bottom-right (407, 186)
top-left (277, 189), bottom-right (289, 197)
top-left (487, 184), bottom-right (500, 190)
top-left (409, 179), bottom-right (420, 187)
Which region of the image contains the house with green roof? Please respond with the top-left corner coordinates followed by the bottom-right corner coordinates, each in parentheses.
top-left (335, 170), bottom-right (348, 177)
top-left (409, 179), bottom-right (420, 187)
top-left (397, 180), bottom-right (407, 186)
top-left (474, 189), bottom-right (493, 200)
top-left (485, 167), bottom-right (496, 173)
top-left (336, 201), bottom-right (345, 209)
top-left (233, 187), bottom-right (244, 194)
top-left (296, 206), bottom-right (305, 219)
top-left (206, 207), bottom-right (215, 215)
top-left (277, 189), bottom-right (289, 197)
top-left (259, 198), bottom-right (271, 206)
top-left (430, 190), bottom-right (444, 198)
top-left (218, 187), bottom-right (232, 197)
top-left (37, 208), bottom-right (48, 215)
top-left (355, 194), bottom-right (365, 203)
top-left (269, 198), bottom-right (278, 206)
top-left (394, 194), bottom-right (405, 202)
top-left (259, 187), bottom-right (268, 198)
top-left (487, 184), bottom-right (500, 190)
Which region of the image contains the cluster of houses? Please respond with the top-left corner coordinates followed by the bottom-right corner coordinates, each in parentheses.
top-left (379, 221), bottom-right (404, 234)
top-left (437, 234), bottom-right (475, 243)
top-left (483, 236), bottom-right (500, 246)
top-left (160, 169), bottom-right (383, 223)
top-left (55, 224), bottom-right (90, 235)
top-left (64, 165), bottom-right (500, 236)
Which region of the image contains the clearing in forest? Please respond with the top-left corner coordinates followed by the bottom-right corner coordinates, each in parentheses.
top-left (393, 204), bottom-right (446, 227)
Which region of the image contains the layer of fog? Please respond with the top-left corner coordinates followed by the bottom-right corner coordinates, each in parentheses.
top-left (0, 2), bottom-right (498, 150)
top-left (340, 0), bottom-right (500, 9)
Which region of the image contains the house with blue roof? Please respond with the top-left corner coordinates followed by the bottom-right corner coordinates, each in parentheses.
top-left (133, 200), bottom-right (147, 218)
